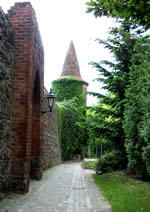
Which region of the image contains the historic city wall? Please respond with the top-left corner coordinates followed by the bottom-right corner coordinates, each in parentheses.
top-left (0, 7), bottom-right (14, 197)
top-left (43, 90), bottom-right (61, 170)
top-left (0, 4), bottom-right (61, 197)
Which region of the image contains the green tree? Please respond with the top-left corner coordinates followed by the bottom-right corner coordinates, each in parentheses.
top-left (86, 0), bottom-right (150, 29)
top-left (88, 22), bottom-right (143, 168)
top-left (78, 104), bottom-right (113, 157)
top-left (123, 36), bottom-right (150, 179)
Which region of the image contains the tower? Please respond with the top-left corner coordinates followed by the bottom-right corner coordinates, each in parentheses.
top-left (61, 41), bottom-right (88, 104)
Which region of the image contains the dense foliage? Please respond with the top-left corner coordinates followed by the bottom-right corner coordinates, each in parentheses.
top-left (123, 37), bottom-right (150, 179)
top-left (85, 22), bottom-right (150, 178)
top-left (52, 77), bottom-right (84, 102)
top-left (57, 98), bottom-right (87, 160)
top-left (53, 77), bottom-right (86, 160)
top-left (78, 103), bottom-right (112, 157)
top-left (86, 0), bottom-right (150, 29)
top-left (95, 151), bottom-right (123, 174)
top-left (85, 0), bottom-right (150, 180)
top-left (88, 22), bottom-right (141, 168)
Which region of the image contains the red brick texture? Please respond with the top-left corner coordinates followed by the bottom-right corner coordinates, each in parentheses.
top-left (8, 2), bottom-right (44, 194)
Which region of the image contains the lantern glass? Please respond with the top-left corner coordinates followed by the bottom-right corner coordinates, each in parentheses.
top-left (47, 97), bottom-right (53, 111)
top-left (47, 89), bottom-right (56, 112)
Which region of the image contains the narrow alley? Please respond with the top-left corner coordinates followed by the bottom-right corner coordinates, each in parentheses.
top-left (0, 162), bottom-right (111, 212)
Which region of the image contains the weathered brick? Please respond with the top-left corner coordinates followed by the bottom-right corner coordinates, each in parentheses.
top-left (7, 2), bottom-right (44, 193)
top-left (0, 2), bottom-right (61, 197)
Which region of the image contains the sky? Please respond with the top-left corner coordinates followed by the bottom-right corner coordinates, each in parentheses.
top-left (1, 0), bottom-right (116, 105)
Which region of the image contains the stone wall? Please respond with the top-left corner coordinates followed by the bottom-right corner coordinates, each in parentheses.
top-left (0, 7), bottom-right (14, 197)
top-left (42, 89), bottom-right (61, 169)
top-left (0, 4), bottom-right (61, 196)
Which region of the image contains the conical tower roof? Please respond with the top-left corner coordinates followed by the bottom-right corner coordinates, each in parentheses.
top-left (60, 41), bottom-right (81, 79)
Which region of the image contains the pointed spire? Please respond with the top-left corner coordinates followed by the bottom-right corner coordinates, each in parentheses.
top-left (60, 41), bottom-right (81, 79)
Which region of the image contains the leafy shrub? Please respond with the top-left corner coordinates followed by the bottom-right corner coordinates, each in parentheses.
top-left (53, 77), bottom-right (87, 160)
top-left (56, 98), bottom-right (87, 160)
top-left (95, 151), bottom-right (126, 174)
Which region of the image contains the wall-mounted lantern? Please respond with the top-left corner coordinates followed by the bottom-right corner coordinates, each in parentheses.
top-left (42, 88), bottom-right (56, 114)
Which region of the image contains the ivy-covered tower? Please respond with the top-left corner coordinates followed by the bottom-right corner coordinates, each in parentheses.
top-left (52, 41), bottom-right (88, 160)
top-left (52, 41), bottom-right (88, 104)
top-left (61, 41), bottom-right (88, 103)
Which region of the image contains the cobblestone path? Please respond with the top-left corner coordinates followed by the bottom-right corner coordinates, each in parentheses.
top-left (0, 162), bottom-right (111, 212)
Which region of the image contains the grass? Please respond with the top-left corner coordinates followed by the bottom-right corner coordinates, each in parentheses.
top-left (94, 171), bottom-right (150, 212)
top-left (82, 161), bottom-right (97, 169)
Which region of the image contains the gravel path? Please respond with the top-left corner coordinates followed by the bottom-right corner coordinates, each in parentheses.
top-left (83, 168), bottom-right (111, 212)
top-left (0, 162), bottom-right (111, 212)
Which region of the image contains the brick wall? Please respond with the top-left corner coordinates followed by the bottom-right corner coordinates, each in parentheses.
top-left (0, 3), bottom-right (61, 196)
top-left (8, 2), bottom-right (44, 193)
top-left (0, 7), bottom-right (14, 197)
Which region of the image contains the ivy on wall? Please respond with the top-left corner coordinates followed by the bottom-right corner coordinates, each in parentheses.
top-left (53, 77), bottom-right (87, 160)
top-left (56, 103), bottom-right (62, 146)
top-left (52, 77), bottom-right (84, 102)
